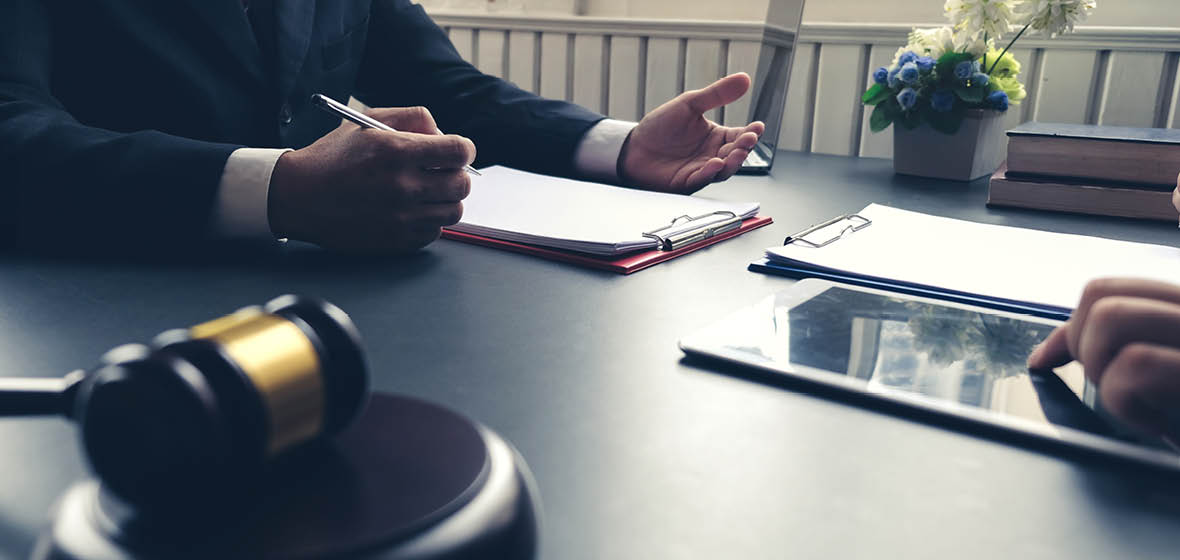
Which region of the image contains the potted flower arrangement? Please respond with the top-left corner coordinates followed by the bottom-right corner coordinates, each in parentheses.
top-left (863, 0), bottom-right (1096, 181)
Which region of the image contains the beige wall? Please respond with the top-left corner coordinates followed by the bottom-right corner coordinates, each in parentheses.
top-left (583, 0), bottom-right (766, 20)
top-left (797, 0), bottom-right (1178, 27)
top-left (427, 2), bottom-right (1180, 158)
top-left (422, 0), bottom-right (1180, 28)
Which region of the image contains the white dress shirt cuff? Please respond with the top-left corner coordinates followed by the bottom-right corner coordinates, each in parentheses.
top-left (573, 119), bottom-right (637, 183)
top-left (210, 147), bottom-right (291, 240)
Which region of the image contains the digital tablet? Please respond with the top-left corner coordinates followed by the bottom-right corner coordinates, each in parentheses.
top-left (679, 279), bottom-right (1180, 472)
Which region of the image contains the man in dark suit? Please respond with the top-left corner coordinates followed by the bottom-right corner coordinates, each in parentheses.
top-left (0, 0), bottom-right (764, 253)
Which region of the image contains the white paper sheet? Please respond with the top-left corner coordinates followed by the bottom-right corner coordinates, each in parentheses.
top-left (448, 166), bottom-right (760, 256)
top-left (766, 204), bottom-right (1180, 310)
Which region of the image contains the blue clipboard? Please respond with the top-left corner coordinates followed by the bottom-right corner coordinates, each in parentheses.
top-left (749, 212), bottom-right (1073, 322)
top-left (748, 259), bottom-right (1072, 321)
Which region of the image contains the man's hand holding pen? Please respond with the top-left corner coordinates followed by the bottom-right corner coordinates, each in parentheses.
top-left (269, 106), bottom-right (475, 254)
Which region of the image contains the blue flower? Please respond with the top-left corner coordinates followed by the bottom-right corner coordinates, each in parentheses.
top-left (971, 72), bottom-right (990, 87)
top-left (899, 62), bottom-right (921, 85)
top-left (954, 61), bottom-right (975, 81)
top-left (873, 66), bottom-right (889, 85)
top-left (931, 90), bottom-right (955, 113)
top-left (897, 87), bottom-right (918, 110)
top-left (887, 67), bottom-right (901, 89)
top-left (987, 90), bottom-right (1010, 111)
top-left (898, 51), bottom-right (919, 66)
top-left (916, 56), bottom-right (936, 72)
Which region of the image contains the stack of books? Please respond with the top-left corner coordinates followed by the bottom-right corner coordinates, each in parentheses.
top-left (987, 123), bottom-right (1180, 222)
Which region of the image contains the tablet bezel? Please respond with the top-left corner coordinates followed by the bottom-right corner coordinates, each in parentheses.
top-left (678, 278), bottom-right (1180, 473)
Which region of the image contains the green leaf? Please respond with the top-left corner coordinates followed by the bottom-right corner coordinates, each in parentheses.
top-left (861, 83), bottom-right (891, 106)
top-left (869, 103), bottom-right (893, 132)
top-left (936, 51), bottom-right (975, 65)
top-left (935, 51), bottom-right (975, 76)
top-left (954, 84), bottom-right (986, 104)
top-left (862, 83), bottom-right (881, 104)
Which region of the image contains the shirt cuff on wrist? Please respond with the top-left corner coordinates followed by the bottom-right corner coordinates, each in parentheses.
top-left (210, 147), bottom-right (291, 240)
top-left (573, 119), bottom-right (637, 183)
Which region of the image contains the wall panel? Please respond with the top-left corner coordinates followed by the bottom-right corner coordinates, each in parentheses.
top-left (608, 36), bottom-right (645, 121)
top-left (508, 31), bottom-right (540, 93)
top-left (811, 44), bottom-right (866, 156)
top-left (540, 32), bottom-right (572, 100)
top-left (1032, 49), bottom-right (1099, 124)
top-left (476, 29), bottom-right (508, 78)
top-left (780, 42), bottom-right (817, 152)
top-left (429, 14), bottom-right (1180, 160)
top-left (573, 34), bottom-right (608, 112)
top-left (1099, 51), bottom-right (1167, 127)
top-left (645, 38), bottom-right (683, 113)
top-left (684, 39), bottom-right (725, 122)
top-left (724, 40), bottom-right (763, 127)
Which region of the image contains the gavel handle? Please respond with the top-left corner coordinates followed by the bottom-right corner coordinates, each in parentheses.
top-left (0, 370), bottom-right (84, 416)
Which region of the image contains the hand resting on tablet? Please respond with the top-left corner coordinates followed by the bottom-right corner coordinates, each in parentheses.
top-left (1028, 278), bottom-right (1180, 445)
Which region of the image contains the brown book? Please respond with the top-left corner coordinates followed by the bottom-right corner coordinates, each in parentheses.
top-left (1006, 123), bottom-right (1180, 188)
top-left (987, 164), bottom-right (1179, 222)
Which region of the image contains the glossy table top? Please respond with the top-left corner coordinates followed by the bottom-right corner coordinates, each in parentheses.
top-left (2, 152), bottom-right (1179, 559)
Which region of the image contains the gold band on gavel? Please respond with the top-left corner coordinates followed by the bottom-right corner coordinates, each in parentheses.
top-left (190, 308), bottom-right (324, 456)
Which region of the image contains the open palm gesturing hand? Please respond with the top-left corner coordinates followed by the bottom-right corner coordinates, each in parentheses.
top-left (620, 73), bottom-right (766, 194)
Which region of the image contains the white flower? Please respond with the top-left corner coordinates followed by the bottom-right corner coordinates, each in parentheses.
top-left (894, 25), bottom-right (991, 67)
top-left (1016, 0), bottom-right (1096, 37)
top-left (910, 27), bottom-right (958, 60)
top-left (894, 26), bottom-right (954, 65)
top-left (955, 31), bottom-right (992, 58)
top-left (945, 0), bottom-right (1018, 42)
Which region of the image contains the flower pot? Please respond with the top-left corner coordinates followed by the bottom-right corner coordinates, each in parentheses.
top-left (892, 109), bottom-right (1007, 181)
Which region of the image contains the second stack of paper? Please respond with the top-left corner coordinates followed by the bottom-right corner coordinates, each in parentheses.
top-left (766, 204), bottom-right (1180, 311)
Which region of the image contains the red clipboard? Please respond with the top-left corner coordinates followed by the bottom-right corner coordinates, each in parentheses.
top-left (441, 215), bottom-right (772, 274)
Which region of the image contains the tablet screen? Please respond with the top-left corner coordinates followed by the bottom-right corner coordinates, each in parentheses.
top-left (681, 282), bottom-right (1176, 459)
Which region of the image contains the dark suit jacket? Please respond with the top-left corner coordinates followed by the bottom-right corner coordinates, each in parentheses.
top-left (0, 0), bottom-right (604, 249)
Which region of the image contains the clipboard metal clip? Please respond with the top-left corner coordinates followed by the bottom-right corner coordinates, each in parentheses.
top-left (643, 211), bottom-right (743, 252)
top-left (784, 213), bottom-right (871, 248)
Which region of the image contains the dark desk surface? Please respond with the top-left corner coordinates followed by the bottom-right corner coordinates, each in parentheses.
top-left (3, 152), bottom-right (1180, 559)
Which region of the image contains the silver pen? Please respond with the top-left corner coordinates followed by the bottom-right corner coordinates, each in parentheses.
top-left (310, 93), bottom-right (481, 176)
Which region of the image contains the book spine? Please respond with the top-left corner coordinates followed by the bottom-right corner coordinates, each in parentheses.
top-left (987, 175), bottom-right (1179, 222)
top-left (1007, 137), bottom-right (1180, 188)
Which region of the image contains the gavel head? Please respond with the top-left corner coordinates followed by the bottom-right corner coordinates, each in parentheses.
top-left (70, 296), bottom-right (369, 511)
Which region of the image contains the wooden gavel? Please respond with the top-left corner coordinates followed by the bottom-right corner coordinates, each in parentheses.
top-left (0, 295), bottom-right (369, 511)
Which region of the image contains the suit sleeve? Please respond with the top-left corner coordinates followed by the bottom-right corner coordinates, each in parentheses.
top-left (353, 0), bottom-right (605, 178)
top-left (0, 0), bottom-right (243, 251)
